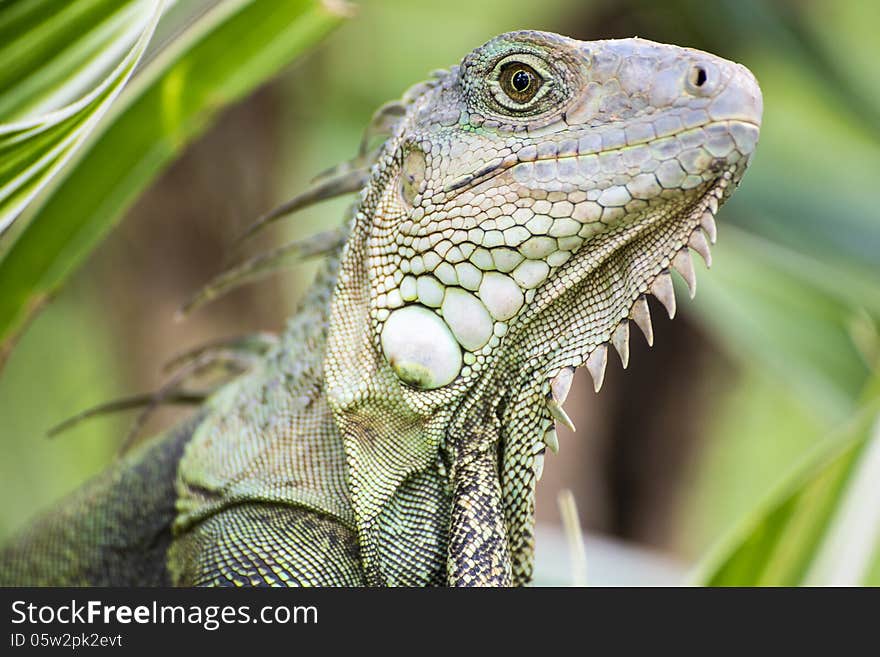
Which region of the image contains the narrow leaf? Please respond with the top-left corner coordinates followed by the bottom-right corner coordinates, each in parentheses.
top-left (693, 397), bottom-right (880, 586)
top-left (0, 0), bottom-right (164, 236)
top-left (0, 0), bottom-right (348, 369)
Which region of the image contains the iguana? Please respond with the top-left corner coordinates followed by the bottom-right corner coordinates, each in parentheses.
top-left (0, 30), bottom-right (762, 586)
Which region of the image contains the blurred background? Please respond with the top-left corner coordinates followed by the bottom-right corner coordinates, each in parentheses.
top-left (1, 0), bottom-right (879, 584)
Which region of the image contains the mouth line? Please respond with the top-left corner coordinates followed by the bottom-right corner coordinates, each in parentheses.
top-left (443, 118), bottom-right (758, 197)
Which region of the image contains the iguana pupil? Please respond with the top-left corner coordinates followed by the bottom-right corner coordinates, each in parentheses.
top-left (512, 70), bottom-right (530, 91)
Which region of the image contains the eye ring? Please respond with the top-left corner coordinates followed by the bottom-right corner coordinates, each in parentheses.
top-left (498, 61), bottom-right (543, 104)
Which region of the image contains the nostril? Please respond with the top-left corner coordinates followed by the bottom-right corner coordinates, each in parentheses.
top-left (690, 66), bottom-right (707, 88)
top-left (686, 64), bottom-right (714, 95)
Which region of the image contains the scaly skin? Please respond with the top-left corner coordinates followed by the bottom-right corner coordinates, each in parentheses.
top-left (0, 31), bottom-right (762, 587)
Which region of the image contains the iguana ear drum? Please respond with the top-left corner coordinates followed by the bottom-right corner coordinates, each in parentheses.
top-left (381, 305), bottom-right (462, 389)
top-left (399, 148), bottom-right (426, 207)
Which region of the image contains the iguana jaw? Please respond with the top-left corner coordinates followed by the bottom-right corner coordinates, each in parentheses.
top-left (478, 157), bottom-right (755, 584)
top-left (527, 158), bottom-right (741, 395)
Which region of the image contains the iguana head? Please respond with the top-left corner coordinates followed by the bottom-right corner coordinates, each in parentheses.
top-left (324, 30), bottom-right (762, 585)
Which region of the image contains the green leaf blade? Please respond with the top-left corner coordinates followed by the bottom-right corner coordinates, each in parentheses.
top-left (0, 0), bottom-right (163, 236)
top-left (0, 0), bottom-right (347, 365)
top-left (694, 401), bottom-right (880, 586)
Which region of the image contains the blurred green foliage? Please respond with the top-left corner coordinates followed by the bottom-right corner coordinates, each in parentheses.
top-left (0, 0), bottom-right (346, 364)
top-left (0, 283), bottom-right (123, 537)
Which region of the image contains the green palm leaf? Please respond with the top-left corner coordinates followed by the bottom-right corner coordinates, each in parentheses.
top-left (0, 0), bottom-right (163, 237)
top-left (694, 385), bottom-right (880, 586)
top-left (0, 0), bottom-right (348, 367)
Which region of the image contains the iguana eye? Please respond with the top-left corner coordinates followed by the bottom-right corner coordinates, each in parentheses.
top-left (498, 61), bottom-right (542, 103)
